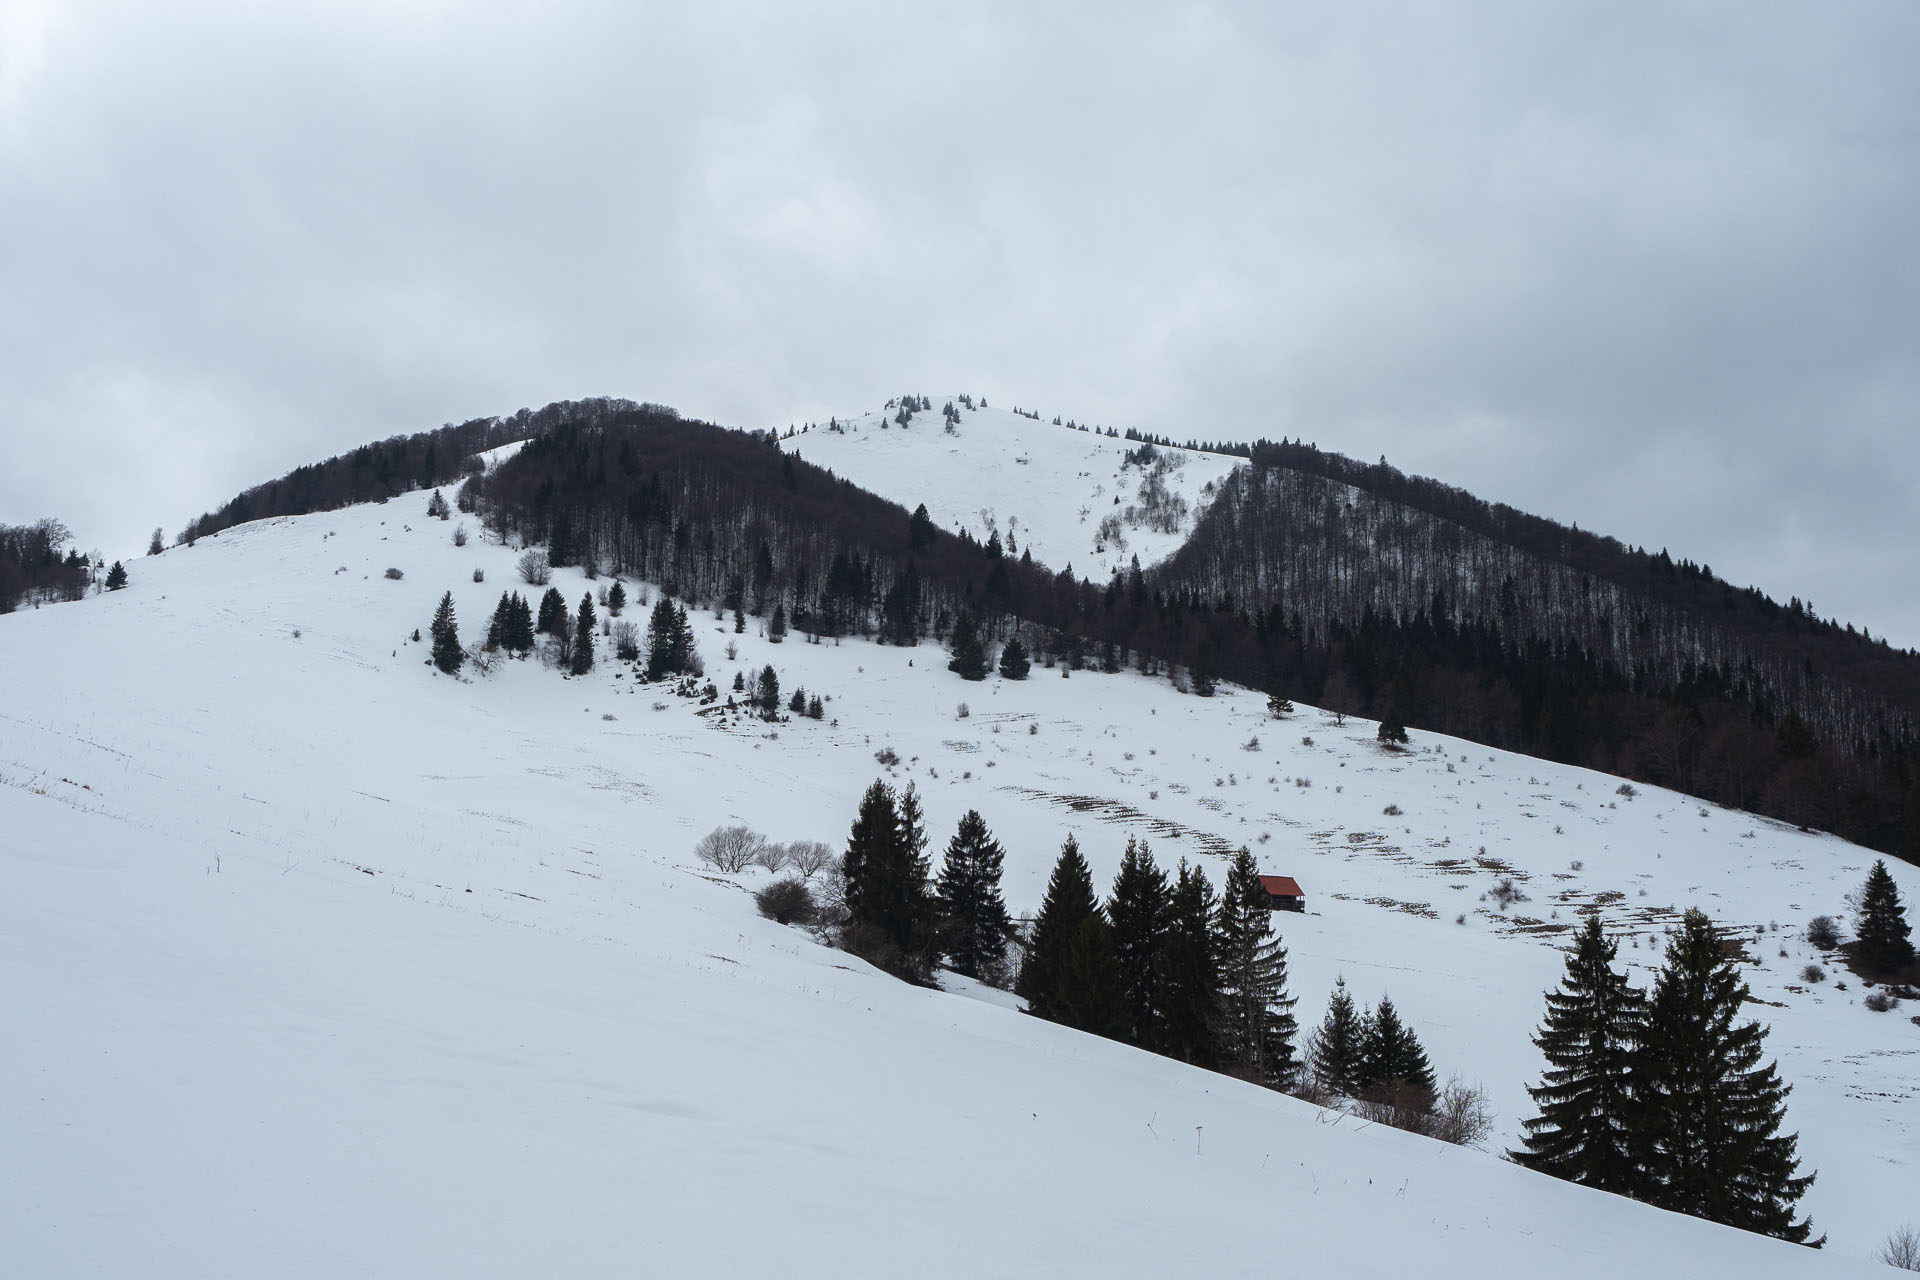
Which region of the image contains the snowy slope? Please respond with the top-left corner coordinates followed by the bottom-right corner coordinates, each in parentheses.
top-left (783, 397), bottom-right (1241, 579)
top-left (0, 497), bottom-right (1910, 1275)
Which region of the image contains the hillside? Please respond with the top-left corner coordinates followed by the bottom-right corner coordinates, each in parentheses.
top-left (783, 396), bottom-right (1240, 582)
top-left (2, 485), bottom-right (1912, 1273)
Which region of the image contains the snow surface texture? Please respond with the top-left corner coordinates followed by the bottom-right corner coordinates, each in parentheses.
top-left (783, 397), bottom-right (1242, 578)
top-left (1, 496), bottom-right (1910, 1276)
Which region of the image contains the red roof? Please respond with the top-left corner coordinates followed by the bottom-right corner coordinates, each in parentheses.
top-left (1258, 875), bottom-right (1304, 898)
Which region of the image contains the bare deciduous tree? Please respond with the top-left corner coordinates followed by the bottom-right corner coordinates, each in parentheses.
top-left (695, 824), bottom-right (764, 873)
top-left (517, 549), bottom-right (552, 585)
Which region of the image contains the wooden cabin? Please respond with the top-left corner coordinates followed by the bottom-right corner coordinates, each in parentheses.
top-left (1257, 874), bottom-right (1305, 912)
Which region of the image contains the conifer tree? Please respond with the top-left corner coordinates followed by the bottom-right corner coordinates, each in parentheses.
top-left (948, 608), bottom-right (990, 680)
top-left (935, 810), bottom-right (1012, 983)
top-left (756, 664), bottom-right (780, 718)
top-left (1310, 977), bottom-right (1366, 1096)
top-left (998, 636), bottom-right (1031, 680)
top-left (607, 580), bottom-right (626, 616)
top-left (537, 587), bottom-right (566, 636)
top-left (1215, 848), bottom-right (1299, 1087)
top-left (486, 591), bottom-right (510, 649)
top-left (1019, 837), bottom-right (1100, 1020)
top-left (430, 591), bottom-right (463, 674)
top-left (1054, 913), bottom-right (1126, 1038)
top-left (1267, 691), bottom-right (1294, 717)
top-left (1514, 917), bottom-right (1645, 1191)
top-left (1378, 713), bottom-right (1410, 746)
top-left (646, 598), bottom-right (693, 678)
top-left (1358, 995), bottom-right (1434, 1096)
top-left (1629, 909), bottom-right (1817, 1243)
top-left (426, 488), bottom-right (450, 519)
top-left (841, 780), bottom-right (934, 979)
top-left (1153, 860), bottom-right (1222, 1067)
top-left (1854, 859), bottom-right (1915, 974)
top-left (505, 593), bottom-right (535, 653)
top-left (104, 560), bottom-right (128, 591)
top-left (1107, 836), bottom-right (1170, 1047)
top-left (571, 594), bottom-right (596, 674)
top-left (788, 688), bottom-right (807, 715)
top-left (768, 602), bottom-right (787, 643)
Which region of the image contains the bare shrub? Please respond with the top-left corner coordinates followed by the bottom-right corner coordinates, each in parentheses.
top-left (1865, 990), bottom-right (1900, 1013)
top-left (517, 549), bottom-right (552, 585)
top-left (695, 824), bottom-right (764, 873)
top-left (384, 567), bottom-right (404, 580)
top-left (753, 841), bottom-right (791, 873)
top-left (1349, 1081), bottom-right (1437, 1133)
top-left (754, 877), bottom-right (817, 926)
top-left (1801, 964), bottom-right (1825, 983)
top-left (452, 525), bottom-right (469, 547)
top-left (956, 702), bottom-right (970, 719)
top-left (1489, 877), bottom-right (1529, 911)
top-left (1426, 1077), bottom-right (1496, 1148)
top-left (1806, 915), bottom-right (1841, 949)
top-left (612, 620), bottom-right (640, 660)
top-left (472, 567), bottom-right (485, 583)
top-left (876, 746), bottom-right (900, 767)
top-left (786, 840), bottom-right (835, 880)
top-left (1884, 1224), bottom-right (1920, 1271)
top-left (1382, 803), bottom-right (1403, 816)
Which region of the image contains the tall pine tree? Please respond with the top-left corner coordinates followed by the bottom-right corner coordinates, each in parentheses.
top-left (1357, 995), bottom-right (1434, 1097)
top-left (1215, 848), bottom-right (1298, 1087)
top-left (841, 780), bottom-right (936, 980)
top-left (935, 810), bottom-right (1011, 984)
top-left (1053, 912), bottom-right (1126, 1038)
top-left (1629, 909), bottom-right (1816, 1244)
top-left (571, 594), bottom-right (596, 675)
top-left (1107, 836), bottom-right (1170, 1048)
top-left (1854, 859), bottom-right (1915, 974)
top-left (1019, 837), bottom-right (1100, 1020)
top-left (947, 608), bottom-right (990, 681)
top-left (1513, 917), bottom-right (1644, 1191)
top-left (430, 591), bottom-right (463, 674)
top-left (1310, 977), bottom-right (1366, 1096)
top-left (1152, 860), bottom-right (1222, 1068)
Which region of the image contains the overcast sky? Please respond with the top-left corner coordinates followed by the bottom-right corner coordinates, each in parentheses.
top-left (4, 2), bottom-right (1917, 644)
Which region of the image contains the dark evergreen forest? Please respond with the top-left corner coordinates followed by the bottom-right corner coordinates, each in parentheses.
top-left (164, 399), bottom-right (1920, 864)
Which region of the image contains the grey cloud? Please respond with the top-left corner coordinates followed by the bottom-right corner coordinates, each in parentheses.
top-left (3, 1), bottom-right (1916, 643)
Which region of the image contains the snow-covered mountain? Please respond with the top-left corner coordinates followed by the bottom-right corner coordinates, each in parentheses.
top-left (784, 396), bottom-right (1240, 578)
top-left (1, 436), bottom-right (1911, 1275)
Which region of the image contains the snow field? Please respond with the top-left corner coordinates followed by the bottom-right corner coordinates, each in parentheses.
top-left (0, 495), bottom-right (1908, 1274)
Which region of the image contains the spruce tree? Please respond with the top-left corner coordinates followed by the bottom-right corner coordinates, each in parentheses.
top-left (1267, 691), bottom-right (1294, 717)
top-left (1107, 836), bottom-right (1170, 1047)
top-left (1854, 859), bottom-right (1915, 974)
top-left (104, 560), bottom-right (127, 591)
top-left (998, 636), bottom-right (1031, 680)
top-left (806, 693), bottom-right (824, 719)
top-left (948, 608), bottom-right (990, 680)
top-left (1358, 995), bottom-right (1434, 1096)
top-left (935, 810), bottom-right (1012, 983)
top-left (506, 593), bottom-right (535, 653)
top-left (646, 598), bottom-right (685, 678)
top-left (1630, 909), bottom-right (1817, 1243)
top-left (768, 602), bottom-right (786, 643)
top-left (1019, 837), bottom-right (1100, 1020)
top-left (843, 780), bottom-right (898, 939)
top-left (537, 587), bottom-right (566, 637)
top-left (1153, 860), bottom-right (1222, 1068)
top-left (570, 594), bottom-right (596, 674)
top-left (607, 580), bottom-right (626, 616)
top-left (1215, 848), bottom-right (1299, 1087)
top-left (1310, 977), bottom-right (1366, 1096)
top-left (430, 591), bottom-right (463, 674)
top-left (486, 591), bottom-right (510, 649)
top-left (1514, 917), bottom-right (1644, 1191)
top-left (756, 664), bottom-right (780, 719)
top-left (1054, 913), bottom-right (1126, 1038)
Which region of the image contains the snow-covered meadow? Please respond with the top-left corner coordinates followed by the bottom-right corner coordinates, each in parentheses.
top-left (1, 485), bottom-right (1910, 1275)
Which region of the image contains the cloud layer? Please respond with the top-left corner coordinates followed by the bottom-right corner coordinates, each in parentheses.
top-left (4, 1), bottom-right (1917, 643)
